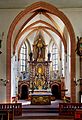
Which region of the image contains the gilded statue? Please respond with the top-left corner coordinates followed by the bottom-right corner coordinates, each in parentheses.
top-left (76, 36), bottom-right (82, 56)
top-left (33, 37), bottom-right (46, 61)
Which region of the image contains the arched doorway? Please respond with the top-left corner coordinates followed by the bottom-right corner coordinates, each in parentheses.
top-left (21, 85), bottom-right (28, 100)
top-left (52, 85), bottom-right (61, 99)
top-left (7, 1), bottom-right (76, 102)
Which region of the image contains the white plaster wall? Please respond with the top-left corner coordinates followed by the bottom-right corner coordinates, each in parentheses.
top-left (0, 8), bottom-right (82, 102)
top-left (0, 9), bottom-right (22, 102)
top-left (61, 8), bottom-right (82, 37)
top-left (61, 8), bottom-right (82, 101)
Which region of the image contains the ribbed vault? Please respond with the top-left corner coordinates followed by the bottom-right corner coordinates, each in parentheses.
top-left (7, 1), bottom-right (76, 102)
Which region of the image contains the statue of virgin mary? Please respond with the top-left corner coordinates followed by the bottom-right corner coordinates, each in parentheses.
top-left (33, 36), bottom-right (46, 61)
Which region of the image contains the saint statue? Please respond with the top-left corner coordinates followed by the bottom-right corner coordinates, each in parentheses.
top-left (37, 38), bottom-right (44, 59)
top-left (33, 37), bottom-right (46, 61)
top-left (76, 36), bottom-right (82, 56)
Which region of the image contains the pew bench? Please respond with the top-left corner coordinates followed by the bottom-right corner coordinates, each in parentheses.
top-left (0, 103), bottom-right (22, 116)
top-left (59, 103), bottom-right (82, 116)
top-left (0, 110), bottom-right (14, 120)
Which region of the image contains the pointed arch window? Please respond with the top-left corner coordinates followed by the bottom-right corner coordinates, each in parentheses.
top-left (20, 43), bottom-right (27, 72)
top-left (52, 44), bottom-right (59, 71)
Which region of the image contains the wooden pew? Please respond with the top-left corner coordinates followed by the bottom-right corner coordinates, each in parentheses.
top-left (0, 103), bottom-right (22, 116)
top-left (59, 103), bottom-right (82, 116)
top-left (0, 110), bottom-right (14, 120)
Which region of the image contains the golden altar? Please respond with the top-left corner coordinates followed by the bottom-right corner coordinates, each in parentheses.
top-left (31, 93), bottom-right (52, 105)
top-left (28, 35), bottom-right (52, 105)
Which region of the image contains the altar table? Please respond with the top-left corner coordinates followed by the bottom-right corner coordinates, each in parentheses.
top-left (31, 93), bottom-right (52, 105)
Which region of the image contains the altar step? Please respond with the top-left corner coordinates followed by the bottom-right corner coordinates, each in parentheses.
top-left (14, 105), bottom-right (74, 119)
top-left (14, 113), bottom-right (74, 119)
top-left (22, 107), bottom-right (59, 113)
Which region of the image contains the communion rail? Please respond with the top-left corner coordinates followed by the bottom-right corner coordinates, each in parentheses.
top-left (59, 103), bottom-right (82, 116)
top-left (0, 103), bottom-right (22, 116)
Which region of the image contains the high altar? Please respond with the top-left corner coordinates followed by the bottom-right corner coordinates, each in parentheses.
top-left (28, 35), bottom-right (52, 105)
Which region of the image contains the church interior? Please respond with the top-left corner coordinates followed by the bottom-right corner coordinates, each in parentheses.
top-left (0, 0), bottom-right (82, 119)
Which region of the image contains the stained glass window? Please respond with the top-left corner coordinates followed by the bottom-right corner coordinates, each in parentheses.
top-left (20, 43), bottom-right (27, 72)
top-left (52, 44), bottom-right (59, 71)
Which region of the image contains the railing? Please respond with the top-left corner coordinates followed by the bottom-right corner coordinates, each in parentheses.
top-left (59, 103), bottom-right (82, 116)
top-left (0, 103), bottom-right (22, 116)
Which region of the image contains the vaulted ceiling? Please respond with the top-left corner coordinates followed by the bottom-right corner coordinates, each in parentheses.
top-left (0, 0), bottom-right (82, 9)
top-left (3, 1), bottom-right (76, 56)
top-left (12, 2), bottom-right (68, 56)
